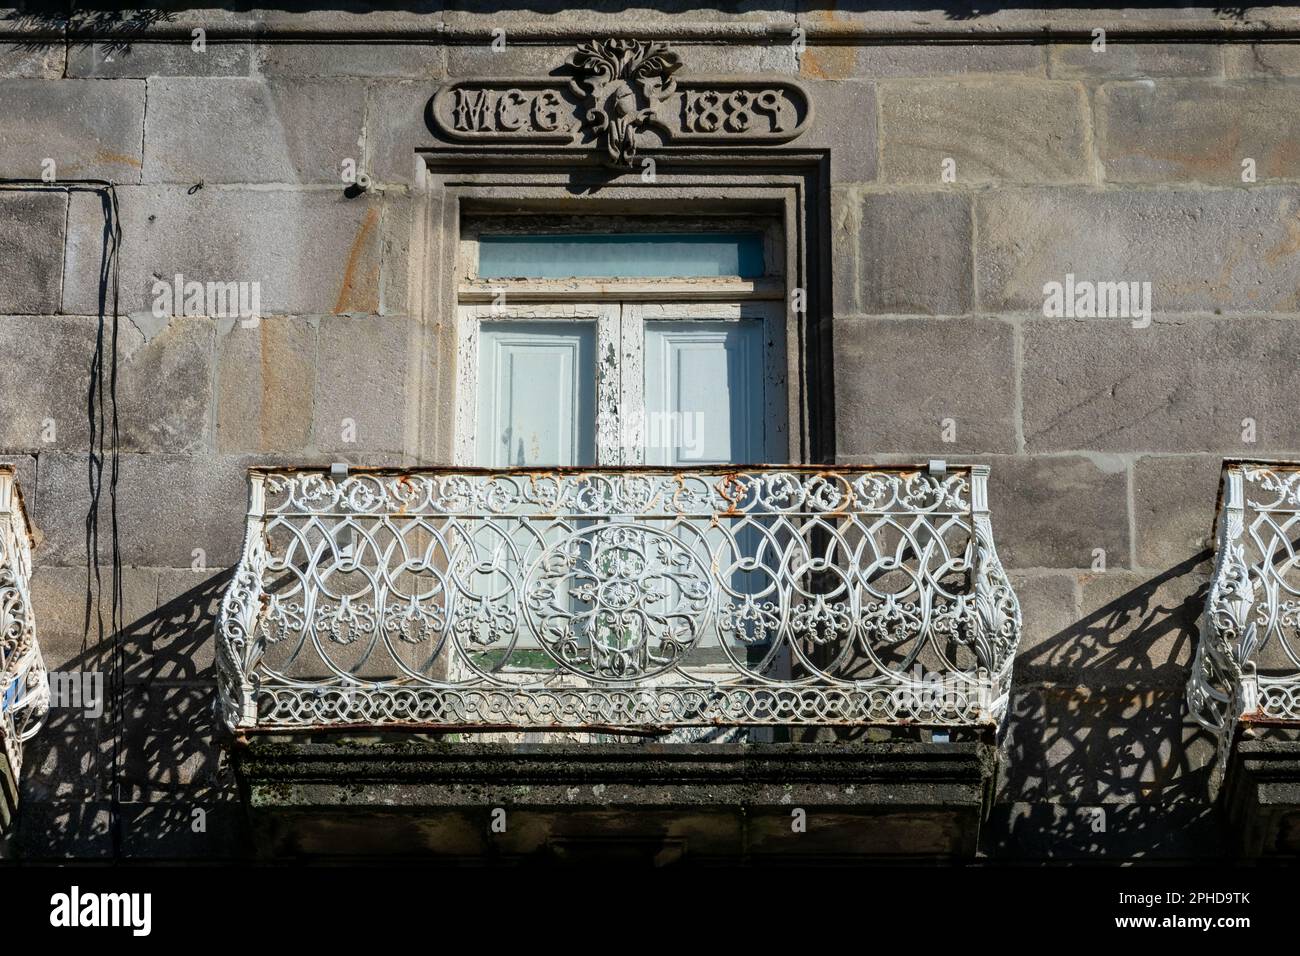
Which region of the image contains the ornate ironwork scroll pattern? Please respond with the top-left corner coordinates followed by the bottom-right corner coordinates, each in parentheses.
top-left (0, 472), bottom-right (47, 782)
top-left (1189, 464), bottom-right (1300, 761)
top-left (216, 467), bottom-right (1023, 733)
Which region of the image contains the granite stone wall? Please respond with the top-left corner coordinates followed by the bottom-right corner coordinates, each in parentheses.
top-left (2, 3), bottom-right (1298, 860)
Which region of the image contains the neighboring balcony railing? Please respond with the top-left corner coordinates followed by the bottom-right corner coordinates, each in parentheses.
top-left (217, 464), bottom-right (1022, 733)
top-left (0, 467), bottom-right (47, 783)
top-left (1190, 461), bottom-right (1300, 759)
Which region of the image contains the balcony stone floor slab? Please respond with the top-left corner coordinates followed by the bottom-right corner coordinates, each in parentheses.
top-left (1222, 735), bottom-right (1300, 858)
top-left (233, 737), bottom-right (995, 863)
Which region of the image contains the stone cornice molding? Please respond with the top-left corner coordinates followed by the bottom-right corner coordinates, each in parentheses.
top-left (2, 11), bottom-right (1300, 42)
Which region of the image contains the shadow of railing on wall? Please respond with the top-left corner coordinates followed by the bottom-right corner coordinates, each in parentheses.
top-left (15, 569), bottom-right (247, 860)
top-left (993, 551), bottom-right (1221, 859)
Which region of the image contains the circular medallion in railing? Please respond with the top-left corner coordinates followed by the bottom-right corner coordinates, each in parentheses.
top-left (523, 523), bottom-right (712, 680)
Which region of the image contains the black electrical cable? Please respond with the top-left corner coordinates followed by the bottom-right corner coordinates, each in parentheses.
top-left (0, 178), bottom-right (123, 858)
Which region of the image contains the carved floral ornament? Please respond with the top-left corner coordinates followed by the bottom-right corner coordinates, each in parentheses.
top-left (430, 38), bottom-right (813, 167)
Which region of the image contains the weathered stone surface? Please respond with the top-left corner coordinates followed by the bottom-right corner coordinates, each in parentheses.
top-left (834, 317), bottom-right (1016, 454)
top-left (438, 4), bottom-right (790, 31)
top-left (6, 27), bottom-right (1299, 866)
top-left (449, 41), bottom-right (798, 78)
top-left (0, 42), bottom-right (64, 78)
top-left (0, 3), bottom-right (1286, 41)
top-left (0, 79), bottom-right (145, 181)
top-left (879, 80), bottom-right (1090, 184)
top-left (0, 312), bottom-right (215, 455)
top-left (0, 314), bottom-right (96, 451)
top-left (377, 195), bottom-right (415, 316)
top-left (858, 191), bottom-right (972, 314)
top-left (117, 316), bottom-right (215, 454)
top-left (830, 185), bottom-right (858, 315)
top-left (143, 78), bottom-right (366, 184)
top-left (0, 314), bottom-right (213, 453)
top-left (67, 40), bottom-right (252, 77)
top-left (18, 632), bottom-right (116, 808)
top-left (1099, 80), bottom-right (1300, 183)
top-left (803, 80), bottom-right (877, 183)
top-left (120, 685), bottom-right (225, 793)
top-left (216, 315), bottom-right (316, 453)
top-left (802, 42), bottom-right (1044, 81)
top-left (18, 720), bottom-right (111, 805)
top-left (32, 453), bottom-right (250, 567)
top-left (0, 192), bottom-right (66, 314)
top-left (988, 455), bottom-right (1130, 570)
top-left (28, 453), bottom-right (105, 564)
top-left (59, 7), bottom-right (261, 36)
top-left (30, 565), bottom-right (158, 668)
top-left (255, 41), bottom-right (444, 77)
top-left (444, 42), bottom-right (585, 78)
top-left (141, 568), bottom-right (226, 682)
top-left (63, 187), bottom-right (385, 316)
top-left (1224, 43), bottom-right (1300, 78)
top-left (364, 79), bottom-right (436, 185)
top-left (1023, 318), bottom-right (1300, 452)
top-left (1015, 564), bottom-right (1207, 685)
top-left (1133, 455), bottom-right (1221, 569)
top-left (1009, 572), bottom-right (1078, 657)
top-left (977, 187), bottom-right (1300, 313)
top-left (312, 315), bottom-right (412, 454)
top-left (675, 41), bottom-right (800, 75)
top-left (1001, 682), bottom-right (1216, 803)
top-left (1048, 42), bottom-right (1221, 79)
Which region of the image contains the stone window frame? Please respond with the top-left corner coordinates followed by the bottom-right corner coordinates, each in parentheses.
top-left (411, 149), bottom-right (834, 467)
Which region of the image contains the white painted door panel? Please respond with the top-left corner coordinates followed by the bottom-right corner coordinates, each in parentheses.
top-left (476, 321), bottom-right (596, 468)
top-left (642, 320), bottom-right (767, 466)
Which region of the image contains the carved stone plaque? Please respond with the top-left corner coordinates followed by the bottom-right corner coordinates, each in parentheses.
top-left (430, 39), bottom-right (812, 166)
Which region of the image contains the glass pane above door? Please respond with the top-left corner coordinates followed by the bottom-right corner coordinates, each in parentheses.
top-left (477, 233), bottom-right (765, 279)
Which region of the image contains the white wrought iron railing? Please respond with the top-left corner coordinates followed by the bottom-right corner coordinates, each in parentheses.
top-left (1190, 461), bottom-right (1300, 761)
top-left (0, 467), bottom-right (47, 783)
top-left (217, 464), bottom-right (1022, 733)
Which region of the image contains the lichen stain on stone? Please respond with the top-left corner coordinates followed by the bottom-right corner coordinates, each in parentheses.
top-left (1123, 127), bottom-right (1246, 180)
top-left (799, 46), bottom-right (855, 82)
top-left (258, 319), bottom-right (275, 448)
top-left (1263, 204), bottom-right (1300, 267)
top-left (93, 150), bottom-right (142, 169)
top-left (799, 6), bottom-right (856, 80)
top-left (334, 206), bottom-right (381, 314)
